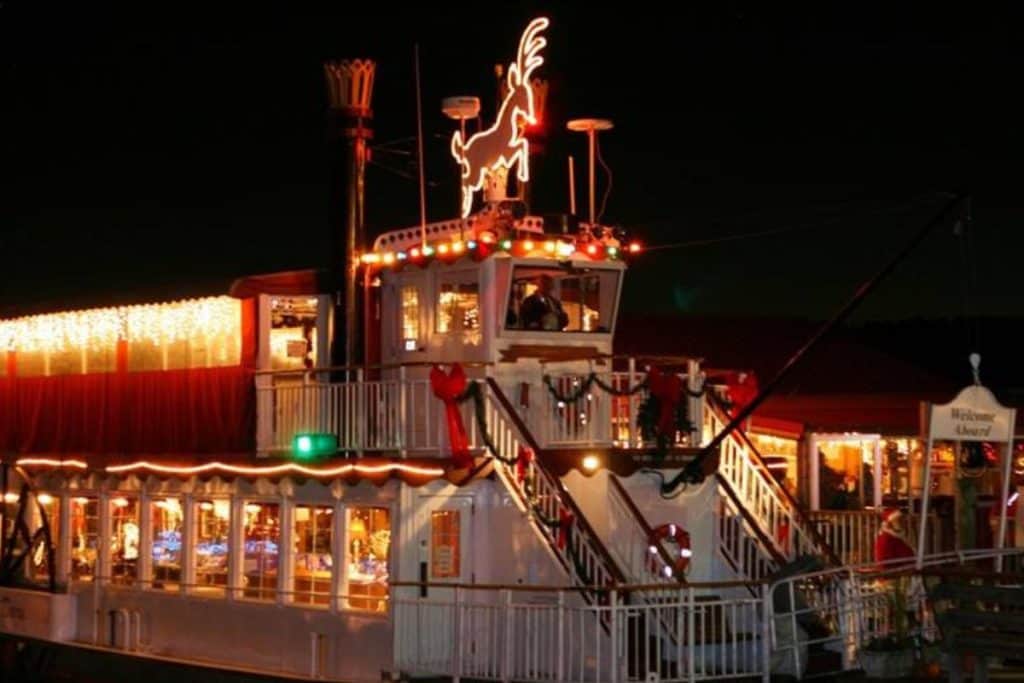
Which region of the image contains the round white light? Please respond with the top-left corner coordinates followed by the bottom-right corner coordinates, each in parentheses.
top-left (581, 455), bottom-right (600, 472)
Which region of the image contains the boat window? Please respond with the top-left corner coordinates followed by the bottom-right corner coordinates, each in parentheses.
top-left (26, 493), bottom-right (58, 586)
top-left (346, 506), bottom-right (389, 611)
top-left (193, 499), bottom-right (230, 597)
top-left (436, 280), bottom-right (479, 334)
top-left (150, 498), bottom-right (182, 592)
top-left (505, 266), bottom-right (618, 333)
top-left (293, 505), bottom-right (333, 607)
top-left (125, 298), bottom-right (242, 372)
top-left (430, 510), bottom-right (461, 579)
top-left (269, 297), bottom-right (319, 371)
top-left (400, 286), bottom-right (421, 351)
top-left (110, 496), bottom-right (140, 586)
top-left (70, 496), bottom-right (99, 582)
top-left (242, 502), bottom-right (279, 601)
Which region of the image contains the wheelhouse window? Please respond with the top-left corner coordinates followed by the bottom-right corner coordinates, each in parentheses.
top-left (193, 499), bottom-right (230, 597)
top-left (505, 266), bottom-right (619, 333)
top-left (400, 286), bottom-right (420, 351)
top-left (243, 502), bottom-right (279, 601)
top-left (70, 496), bottom-right (99, 581)
top-left (346, 506), bottom-right (389, 611)
top-left (150, 498), bottom-right (182, 591)
top-left (437, 279), bottom-right (479, 334)
top-left (110, 497), bottom-right (140, 586)
top-left (293, 505), bottom-right (333, 606)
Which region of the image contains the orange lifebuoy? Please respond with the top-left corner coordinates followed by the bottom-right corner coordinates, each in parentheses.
top-left (648, 523), bottom-right (692, 578)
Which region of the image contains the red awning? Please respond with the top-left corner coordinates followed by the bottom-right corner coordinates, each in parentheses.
top-left (229, 269), bottom-right (325, 298)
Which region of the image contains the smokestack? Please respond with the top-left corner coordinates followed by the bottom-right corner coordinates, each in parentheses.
top-left (324, 59), bottom-right (375, 370)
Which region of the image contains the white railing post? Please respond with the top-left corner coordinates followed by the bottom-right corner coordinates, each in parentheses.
top-left (687, 359), bottom-right (703, 447)
top-left (356, 368), bottom-right (365, 457)
top-left (761, 582), bottom-right (772, 683)
top-left (687, 585), bottom-right (696, 682)
top-left (453, 585), bottom-right (462, 683)
top-left (398, 365), bottom-right (408, 457)
top-left (502, 589), bottom-right (513, 683)
top-left (609, 588), bottom-right (619, 683)
top-left (556, 590), bottom-right (565, 682)
top-left (627, 356), bottom-right (638, 447)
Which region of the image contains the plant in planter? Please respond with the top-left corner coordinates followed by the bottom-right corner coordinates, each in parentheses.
top-left (860, 582), bottom-right (918, 679)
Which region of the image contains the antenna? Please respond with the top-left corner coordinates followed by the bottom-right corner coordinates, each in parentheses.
top-left (414, 44), bottom-right (428, 249)
top-left (567, 118), bottom-right (613, 225)
top-left (568, 156), bottom-right (577, 216)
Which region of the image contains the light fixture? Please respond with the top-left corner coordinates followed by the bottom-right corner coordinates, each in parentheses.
top-left (112, 497), bottom-right (129, 508)
top-left (581, 455), bottom-right (600, 472)
top-left (37, 493), bottom-right (53, 505)
top-left (3, 492), bottom-right (19, 504)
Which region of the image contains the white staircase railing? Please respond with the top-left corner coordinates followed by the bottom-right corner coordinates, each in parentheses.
top-left (607, 475), bottom-right (681, 585)
top-left (715, 483), bottom-right (780, 585)
top-left (483, 378), bottom-right (626, 593)
top-left (705, 397), bottom-right (837, 568)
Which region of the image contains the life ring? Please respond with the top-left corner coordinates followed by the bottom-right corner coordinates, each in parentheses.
top-left (648, 523), bottom-right (692, 578)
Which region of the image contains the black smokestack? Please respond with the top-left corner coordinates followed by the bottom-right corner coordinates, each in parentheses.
top-left (324, 59), bottom-right (375, 371)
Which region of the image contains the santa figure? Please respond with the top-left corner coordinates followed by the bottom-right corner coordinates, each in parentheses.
top-left (874, 508), bottom-right (914, 566)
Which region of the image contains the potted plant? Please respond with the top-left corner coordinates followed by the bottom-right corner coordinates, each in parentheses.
top-left (859, 583), bottom-right (917, 679)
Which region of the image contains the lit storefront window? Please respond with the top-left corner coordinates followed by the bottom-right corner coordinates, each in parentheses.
top-left (193, 499), bottom-right (230, 597)
top-left (70, 496), bottom-right (99, 581)
top-left (243, 502), bottom-right (279, 601)
top-left (150, 498), bottom-right (182, 591)
top-left (110, 497), bottom-right (140, 585)
top-left (347, 507), bottom-right (389, 611)
top-left (293, 505), bottom-right (333, 606)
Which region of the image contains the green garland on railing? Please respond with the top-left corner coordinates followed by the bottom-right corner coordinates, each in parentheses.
top-left (542, 372), bottom-right (649, 404)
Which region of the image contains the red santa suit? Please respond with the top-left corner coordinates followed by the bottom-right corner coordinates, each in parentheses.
top-left (874, 509), bottom-right (914, 566)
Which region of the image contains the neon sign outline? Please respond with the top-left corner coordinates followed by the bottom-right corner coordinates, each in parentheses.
top-left (451, 17), bottom-right (549, 218)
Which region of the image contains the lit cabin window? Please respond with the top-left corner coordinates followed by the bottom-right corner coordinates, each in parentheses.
top-left (346, 506), bottom-right (389, 611)
top-left (505, 267), bottom-right (619, 333)
top-left (437, 281), bottom-right (479, 334)
top-left (110, 496), bottom-right (140, 586)
top-left (193, 499), bottom-right (230, 597)
top-left (270, 297), bottom-right (318, 370)
top-left (293, 505), bottom-right (333, 607)
top-left (125, 297), bottom-right (242, 372)
top-left (150, 497), bottom-right (183, 592)
top-left (400, 286), bottom-right (420, 350)
top-left (242, 502), bottom-right (280, 601)
top-left (70, 496), bottom-right (99, 582)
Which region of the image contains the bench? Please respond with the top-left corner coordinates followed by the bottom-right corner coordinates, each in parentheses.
top-left (927, 571), bottom-right (1024, 683)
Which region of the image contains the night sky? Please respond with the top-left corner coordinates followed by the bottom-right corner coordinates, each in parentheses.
top-left (5, 4), bottom-right (1024, 326)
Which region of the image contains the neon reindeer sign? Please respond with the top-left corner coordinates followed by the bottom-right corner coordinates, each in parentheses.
top-left (451, 17), bottom-right (549, 218)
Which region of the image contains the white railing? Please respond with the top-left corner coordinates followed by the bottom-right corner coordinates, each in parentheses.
top-left (392, 549), bottom-right (1024, 683)
top-left (256, 369), bottom-right (480, 455)
top-left (767, 547), bottom-right (1024, 680)
top-left (716, 485), bottom-right (779, 585)
top-left (706, 399), bottom-right (829, 565)
top-left (536, 362), bottom-right (703, 450)
top-left (392, 584), bottom-right (766, 683)
top-left (809, 511), bottom-right (948, 567)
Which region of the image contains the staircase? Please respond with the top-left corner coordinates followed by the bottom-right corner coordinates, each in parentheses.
top-left (705, 394), bottom-right (841, 572)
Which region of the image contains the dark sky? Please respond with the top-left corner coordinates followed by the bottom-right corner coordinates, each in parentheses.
top-left (4, 3), bottom-right (1024, 322)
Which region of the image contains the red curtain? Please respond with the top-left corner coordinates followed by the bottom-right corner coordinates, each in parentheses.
top-left (0, 366), bottom-right (254, 455)
top-left (0, 298), bottom-right (256, 456)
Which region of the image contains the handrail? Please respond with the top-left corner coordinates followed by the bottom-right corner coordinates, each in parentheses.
top-left (607, 474), bottom-right (681, 581)
top-left (714, 473), bottom-right (787, 568)
top-left (391, 578), bottom-right (767, 591)
top-left (484, 377), bottom-right (628, 585)
top-left (254, 360), bottom-right (494, 376)
top-left (707, 393), bottom-right (842, 567)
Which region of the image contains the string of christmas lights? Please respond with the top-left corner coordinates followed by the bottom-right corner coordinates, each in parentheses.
top-left (360, 235), bottom-right (641, 270)
top-left (0, 297), bottom-right (240, 354)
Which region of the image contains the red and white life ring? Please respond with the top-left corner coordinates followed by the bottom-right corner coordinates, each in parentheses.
top-left (648, 523), bottom-right (692, 578)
